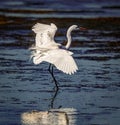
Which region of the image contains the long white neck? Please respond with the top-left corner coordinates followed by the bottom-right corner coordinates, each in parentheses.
top-left (65, 25), bottom-right (76, 49)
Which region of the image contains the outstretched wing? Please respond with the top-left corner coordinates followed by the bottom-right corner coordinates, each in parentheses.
top-left (32, 23), bottom-right (58, 47)
top-left (33, 49), bottom-right (78, 75)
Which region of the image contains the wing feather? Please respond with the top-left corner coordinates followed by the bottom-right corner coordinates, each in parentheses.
top-left (32, 23), bottom-right (58, 48)
top-left (41, 49), bottom-right (78, 74)
top-left (32, 23), bottom-right (50, 33)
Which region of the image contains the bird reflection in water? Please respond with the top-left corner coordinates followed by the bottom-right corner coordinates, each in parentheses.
top-left (21, 88), bottom-right (77, 125)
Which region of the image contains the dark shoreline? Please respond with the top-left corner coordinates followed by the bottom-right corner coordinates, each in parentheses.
top-left (0, 16), bottom-right (120, 31)
top-left (0, 8), bottom-right (105, 14)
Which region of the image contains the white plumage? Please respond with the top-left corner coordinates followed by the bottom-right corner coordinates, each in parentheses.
top-left (30, 23), bottom-right (78, 75)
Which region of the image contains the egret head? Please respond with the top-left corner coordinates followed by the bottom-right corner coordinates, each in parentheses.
top-left (70, 25), bottom-right (78, 31)
top-left (69, 25), bottom-right (86, 31)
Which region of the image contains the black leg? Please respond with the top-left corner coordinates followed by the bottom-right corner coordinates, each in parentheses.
top-left (48, 64), bottom-right (59, 90)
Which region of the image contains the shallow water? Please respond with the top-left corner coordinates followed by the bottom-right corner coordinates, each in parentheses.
top-left (0, 0), bottom-right (120, 125)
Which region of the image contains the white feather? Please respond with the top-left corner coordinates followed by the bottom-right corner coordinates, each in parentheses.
top-left (32, 23), bottom-right (59, 49)
top-left (32, 49), bottom-right (78, 74)
top-left (30, 23), bottom-right (79, 75)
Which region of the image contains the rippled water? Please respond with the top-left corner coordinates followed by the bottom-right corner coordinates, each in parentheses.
top-left (0, 0), bottom-right (120, 18)
top-left (0, 0), bottom-right (120, 125)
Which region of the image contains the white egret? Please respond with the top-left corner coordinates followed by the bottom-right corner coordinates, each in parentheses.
top-left (30, 23), bottom-right (84, 89)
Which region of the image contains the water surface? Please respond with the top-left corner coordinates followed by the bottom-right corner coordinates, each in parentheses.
top-left (0, 0), bottom-right (120, 125)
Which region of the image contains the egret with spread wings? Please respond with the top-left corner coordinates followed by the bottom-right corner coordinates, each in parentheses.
top-left (30, 23), bottom-right (83, 89)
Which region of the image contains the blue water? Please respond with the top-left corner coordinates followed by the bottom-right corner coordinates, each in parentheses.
top-left (0, 0), bottom-right (120, 125)
top-left (0, 0), bottom-right (120, 18)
